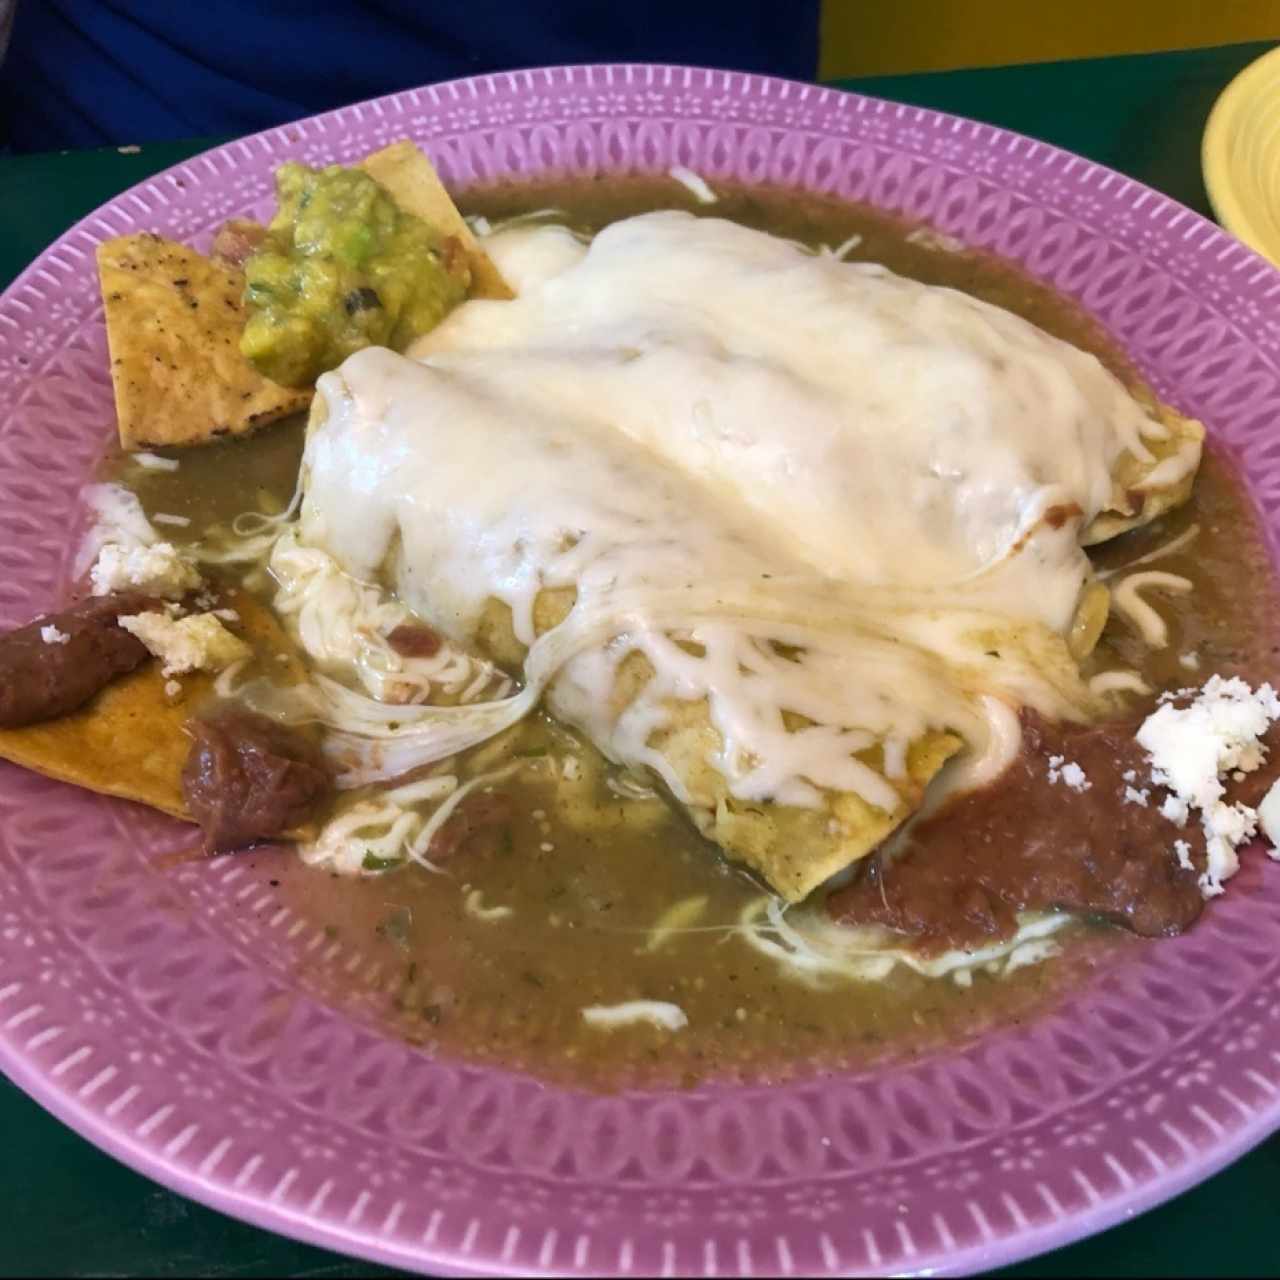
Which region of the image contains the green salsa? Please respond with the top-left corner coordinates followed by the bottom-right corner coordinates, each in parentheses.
top-left (240, 162), bottom-right (471, 387)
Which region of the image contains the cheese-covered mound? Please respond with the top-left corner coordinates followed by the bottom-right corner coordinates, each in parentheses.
top-left (415, 212), bottom-right (1191, 632)
top-left (297, 212), bottom-right (1198, 865)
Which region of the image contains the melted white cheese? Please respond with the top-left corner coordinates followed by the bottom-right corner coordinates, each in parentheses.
top-left (737, 896), bottom-right (1070, 985)
top-left (413, 212), bottom-right (1162, 627)
top-left (582, 1000), bottom-right (689, 1032)
top-left (268, 528), bottom-right (506, 707)
top-left (300, 213), bottom-right (1171, 808)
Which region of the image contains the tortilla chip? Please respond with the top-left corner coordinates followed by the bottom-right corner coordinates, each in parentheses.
top-left (358, 140), bottom-right (514, 300)
top-left (0, 590), bottom-right (312, 831)
top-left (98, 234), bottom-right (312, 451)
top-left (474, 587), bottom-right (964, 903)
top-left (707, 727), bottom-right (964, 902)
top-left (1084, 405), bottom-right (1206, 545)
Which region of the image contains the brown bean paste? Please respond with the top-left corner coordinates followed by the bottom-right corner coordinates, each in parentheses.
top-left (830, 711), bottom-right (1280, 952)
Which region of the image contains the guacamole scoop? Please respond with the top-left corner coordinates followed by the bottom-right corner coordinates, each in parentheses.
top-left (240, 162), bottom-right (471, 387)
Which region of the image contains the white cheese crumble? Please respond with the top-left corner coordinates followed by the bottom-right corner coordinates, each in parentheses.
top-left (1179, 651), bottom-right (1201, 671)
top-left (40, 625), bottom-right (70, 646)
top-left (1060, 762), bottom-right (1090, 792)
top-left (75, 483), bottom-right (157, 576)
top-left (118, 611), bottom-right (250, 677)
top-left (163, 679), bottom-right (182, 698)
top-left (90, 542), bottom-right (201, 600)
top-left (1136, 675), bottom-right (1280, 896)
top-left (1173, 839), bottom-right (1194, 871)
top-left (1123, 785), bottom-right (1150, 807)
top-left (1047, 755), bottom-right (1091, 792)
top-left (1259, 780), bottom-right (1280, 852)
top-left (582, 1001), bottom-right (689, 1032)
top-left (77, 483), bottom-right (204, 601)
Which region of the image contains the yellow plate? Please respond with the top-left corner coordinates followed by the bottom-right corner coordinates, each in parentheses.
top-left (1203, 44), bottom-right (1280, 266)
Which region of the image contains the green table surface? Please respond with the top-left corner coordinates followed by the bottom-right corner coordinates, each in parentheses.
top-left (3, 39), bottom-right (1280, 1280)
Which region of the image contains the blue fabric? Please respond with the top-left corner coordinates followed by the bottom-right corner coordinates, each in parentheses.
top-left (0, 0), bottom-right (819, 152)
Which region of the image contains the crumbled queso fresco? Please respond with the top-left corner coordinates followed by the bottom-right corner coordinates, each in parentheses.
top-left (1047, 754), bottom-right (1091, 792)
top-left (1134, 675), bottom-right (1280, 897)
top-left (40, 625), bottom-right (70, 646)
top-left (118, 610), bottom-right (250, 677)
top-left (90, 541), bottom-right (200, 601)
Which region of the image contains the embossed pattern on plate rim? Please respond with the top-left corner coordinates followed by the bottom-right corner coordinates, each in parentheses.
top-left (3, 63), bottom-right (1280, 1278)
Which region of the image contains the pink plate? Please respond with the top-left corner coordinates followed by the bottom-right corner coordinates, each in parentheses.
top-left (3, 64), bottom-right (1280, 1278)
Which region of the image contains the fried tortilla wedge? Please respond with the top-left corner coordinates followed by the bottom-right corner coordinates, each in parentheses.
top-left (1084, 403), bottom-right (1206, 545)
top-left (476, 587), bottom-right (965, 903)
top-left (357, 140), bottom-right (514, 300)
top-left (660, 697), bottom-right (965, 902)
top-left (0, 591), bottom-right (314, 835)
top-left (100, 146), bottom-right (507, 451)
top-left (97, 234), bottom-right (312, 451)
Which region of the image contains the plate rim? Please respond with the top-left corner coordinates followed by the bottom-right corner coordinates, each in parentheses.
top-left (3, 60), bottom-right (1280, 1279)
top-left (5, 1022), bottom-right (1275, 1280)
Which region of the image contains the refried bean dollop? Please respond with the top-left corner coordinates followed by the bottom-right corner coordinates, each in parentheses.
top-left (828, 710), bottom-right (1280, 952)
top-left (0, 593), bottom-right (157, 728)
top-left (182, 708), bottom-right (332, 852)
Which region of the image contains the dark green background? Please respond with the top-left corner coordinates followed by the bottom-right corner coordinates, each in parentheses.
top-left (2, 41), bottom-right (1279, 1279)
